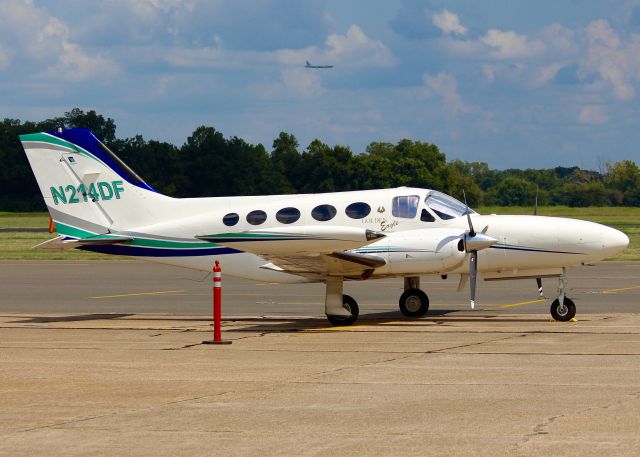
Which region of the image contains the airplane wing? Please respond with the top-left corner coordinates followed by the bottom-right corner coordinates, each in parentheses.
top-left (197, 226), bottom-right (386, 279)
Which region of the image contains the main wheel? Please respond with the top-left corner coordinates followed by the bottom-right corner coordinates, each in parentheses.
top-left (326, 294), bottom-right (359, 326)
top-left (399, 288), bottom-right (429, 318)
top-left (550, 297), bottom-right (576, 322)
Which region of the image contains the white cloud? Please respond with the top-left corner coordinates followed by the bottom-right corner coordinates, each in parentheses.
top-left (49, 43), bottom-right (116, 81)
top-left (267, 24), bottom-right (395, 69)
top-left (432, 9), bottom-right (467, 36)
top-left (0, 45), bottom-right (9, 69)
top-left (482, 63), bottom-right (526, 83)
top-left (423, 72), bottom-right (471, 114)
top-left (324, 25), bottom-right (396, 68)
top-left (280, 67), bottom-right (325, 98)
top-left (531, 62), bottom-right (569, 86)
top-left (580, 19), bottom-right (640, 101)
top-left (541, 23), bottom-right (577, 54)
top-left (0, 0), bottom-right (118, 81)
top-left (578, 105), bottom-right (609, 124)
top-left (481, 29), bottom-right (545, 59)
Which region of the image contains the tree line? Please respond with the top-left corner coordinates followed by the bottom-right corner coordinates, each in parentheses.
top-left (1, 108), bottom-right (638, 211)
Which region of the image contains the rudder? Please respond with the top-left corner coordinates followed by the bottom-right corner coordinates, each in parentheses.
top-left (20, 128), bottom-right (171, 239)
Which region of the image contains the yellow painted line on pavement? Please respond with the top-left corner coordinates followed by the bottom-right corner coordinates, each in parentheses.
top-left (482, 298), bottom-right (546, 311)
top-left (601, 285), bottom-right (640, 294)
top-left (89, 290), bottom-right (186, 299)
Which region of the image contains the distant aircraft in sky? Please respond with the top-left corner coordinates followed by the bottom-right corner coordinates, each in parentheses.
top-left (305, 61), bottom-right (333, 69)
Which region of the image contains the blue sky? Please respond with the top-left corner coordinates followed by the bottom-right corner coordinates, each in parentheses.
top-left (1, 0), bottom-right (640, 169)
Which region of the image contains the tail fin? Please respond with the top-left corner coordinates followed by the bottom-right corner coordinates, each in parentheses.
top-left (20, 128), bottom-right (171, 239)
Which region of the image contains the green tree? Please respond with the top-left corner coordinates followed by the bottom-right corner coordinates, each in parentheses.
top-left (271, 132), bottom-right (300, 193)
top-left (553, 181), bottom-right (620, 207)
top-left (606, 160), bottom-right (640, 206)
top-left (297, 140), bottom-right (354, 193)
top-left (112, 136), bottom-right (182, 195)
top-left (486, 176), bottom-right (537, 206)
top-left (446, 160), bottom-right (483, 206)
top-left (0, 119), bottom-right (43, 210)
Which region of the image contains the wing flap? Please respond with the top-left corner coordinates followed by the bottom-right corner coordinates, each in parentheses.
top-left (261, 250), bottom-right (386, 279)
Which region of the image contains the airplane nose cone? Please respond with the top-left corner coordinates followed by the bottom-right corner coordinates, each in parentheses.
top-left (601, 226), bottom-right (629, 257)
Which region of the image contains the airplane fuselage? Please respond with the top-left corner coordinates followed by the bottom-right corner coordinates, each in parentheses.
top-left (96, 187), bottom-right (627, 284)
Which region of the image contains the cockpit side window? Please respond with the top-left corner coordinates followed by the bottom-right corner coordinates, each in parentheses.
top-left (420, 209), bottom-right (435, 222)
top-left (392, 195), bottom-right (419, 218)
top-left (425, 191), bottom-right (475, 220)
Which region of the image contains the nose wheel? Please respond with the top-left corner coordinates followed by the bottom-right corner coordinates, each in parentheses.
top-left (550, 270), bottom-right (576, 321)
top-left (550, 297), bottom-right (576, 321)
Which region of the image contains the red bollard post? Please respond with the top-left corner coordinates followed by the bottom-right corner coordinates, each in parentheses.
top-left (203, 260), bottom-right (232, 345)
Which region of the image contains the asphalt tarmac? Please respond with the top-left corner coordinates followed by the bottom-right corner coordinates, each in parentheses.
top-left (1, 260), bottom-right (638, 317)
top-left (1, 260), bottom-right (640, 455)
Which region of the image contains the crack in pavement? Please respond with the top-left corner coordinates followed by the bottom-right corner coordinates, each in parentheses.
top-left (19, 393), bottom-right (227, 433)
top-left (514, 390), bottom-right (640, 451)
top-left (309, 334), bottom-right (523, 380)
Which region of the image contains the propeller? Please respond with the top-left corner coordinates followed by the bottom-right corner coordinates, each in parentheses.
top-left (462, 191), bottom-right (497, 309)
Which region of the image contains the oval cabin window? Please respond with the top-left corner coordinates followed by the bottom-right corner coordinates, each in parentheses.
top-left (311, 204), bottom-right (337, 221)
top-left (223, 213), bottom-right (239, 226)
top-left (246, 210), bottom-right (267, 225)
top-left (345, 202), bottom-right (371, 219)
top-left (276, 207), bottom-right (301, 224)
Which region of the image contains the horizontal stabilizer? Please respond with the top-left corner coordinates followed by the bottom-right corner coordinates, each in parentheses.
top-left (34, 234), bottom-right (133, 250)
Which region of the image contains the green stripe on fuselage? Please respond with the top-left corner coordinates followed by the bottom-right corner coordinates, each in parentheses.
top-left (130, 238), bottom-right (216, 249)
top-left (204, 233), bottom-right (308, 239)
top-left (54, 223), bottom-right (219, 249)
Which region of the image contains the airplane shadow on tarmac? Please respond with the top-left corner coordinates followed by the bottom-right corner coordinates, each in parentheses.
top-left (228, 310), bottom-right (552, 333)
top-left (5, 310), bottom-right (551, 332)
top-left (9, 313), bottom-right (134, 323)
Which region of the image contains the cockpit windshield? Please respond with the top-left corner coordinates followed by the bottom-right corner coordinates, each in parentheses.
top-left (425, 191), bottom-right (476, 220)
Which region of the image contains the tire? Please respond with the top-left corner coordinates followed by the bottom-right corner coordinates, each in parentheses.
top-left (550, 297), bottom-right (576, 322)
top-left (399, 288), bottom-right (429, 318)
top-left (326, 294), bottom-right (359, 326)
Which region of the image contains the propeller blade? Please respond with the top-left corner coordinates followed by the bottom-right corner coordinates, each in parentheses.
top-left (534, 185), bottom-right (539, 216)
top-left (536, 277), bottom-right (543, 297)
top-left (469, 250), bottom-right (477, 309)
top-left (462, 190), bottom-right (475, 237)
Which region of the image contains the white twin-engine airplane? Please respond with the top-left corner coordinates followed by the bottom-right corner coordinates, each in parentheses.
top-left (20, 129), bottom-right (629, 325)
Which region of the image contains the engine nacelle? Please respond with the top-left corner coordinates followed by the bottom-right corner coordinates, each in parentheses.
top-left (384, 228), bottom-right (466, 275)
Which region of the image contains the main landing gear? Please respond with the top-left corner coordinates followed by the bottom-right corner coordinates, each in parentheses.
top-left (399, 277), bottom-right (429, 318)
top-left (324, 276), bottom-right (430, 326)
top-left (324, 278), bottom-right (359, 326)
top-left (549, 270), bottom-right (576, 322)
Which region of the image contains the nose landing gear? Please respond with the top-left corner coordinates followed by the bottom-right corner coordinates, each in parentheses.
top-left (550, 269), bottom-right (576, 322)
top-left (550, 297), bottom-right (576, 321)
